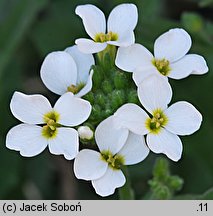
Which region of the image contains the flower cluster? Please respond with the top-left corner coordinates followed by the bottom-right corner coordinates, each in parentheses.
top-left (6, 3), bottom-right (208, 197)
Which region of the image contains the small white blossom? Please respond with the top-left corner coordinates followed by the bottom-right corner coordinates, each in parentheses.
top-left (40, 45), bottom-right (94, 97)
top-left (116, 28), bottom-right (208, 86)
top-left (74, 116), bottom-right (149, 197)
top-left (75, 4), bottom-right (138, 54)
top-left (78, 126), bottom-right (94, 140)
top-left (113, 75), bottom-right (202, 162)
top-left (6, 91), bottom-right (92, 160)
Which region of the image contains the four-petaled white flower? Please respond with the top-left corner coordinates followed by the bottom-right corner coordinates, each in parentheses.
top-left (40, 45), bottom-right (94, 97)
top-left (74, 116), bottom-right (149, 197)
top-left (75, 4), bottom-right (138, 54)
top-left (116, 28), bottom-right (209, 86)
top-left (113, 75), bottom-right (202, 161)
top-left (6, 91), bottom-right (91, 160)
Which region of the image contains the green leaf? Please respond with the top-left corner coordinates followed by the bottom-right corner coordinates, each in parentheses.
top-left (198, 188), bottom-right (213, 199)
top-left (181, 12), bottom-right (212, 44)
top-left (0, 137), bottom-right (23, 198)
top-left (175, 187), bottom-right (213, 200)
top-left (0, 0), bottom-right (49, 79)
top-left (198, 0), bottom-right (213, 7)
top-left (181, 12), bottom-right (204, 33)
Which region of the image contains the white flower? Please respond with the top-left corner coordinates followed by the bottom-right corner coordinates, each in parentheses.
top-left (74, 116), bottom-right (149, 197)
top-left (116, 28), bottom-right (209, 86)
top-left (40, 45), bottom-right (94, 97)
top-left (75, 4), bottom-right (138, 54)
top-left (113, 75), bottom-right (202, 161)
top-left (6, 91), bottom-right (92, 160)
top-left (78, 126), bottom-right (94, 140)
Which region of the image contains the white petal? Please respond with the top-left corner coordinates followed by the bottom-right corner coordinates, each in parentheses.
top-left (10, 92), bottom-right (52, 124)
top-left (107, 31), bottom-right (135, 47)
top-left (75, 70), bottom-right (94, 98)
top-left (92, 167), bottom-right (125, 197)
top-left (75, 38), bottom-right (107, 54)
top-left (118, 133), bottom-right (149, 165)
top-left (107, 3), bottom-right (138, 43)
top-left (154, 28), bottom-right (192, 62)
top-left (48, 127), bottom-right (79, 160)
top-left (65, 45), bottom-right (95, 83)
top-left (147, 129), bottom-right (183, 162)
top-left (75, 4), bottom-right (106, 39)
top-left (115, 43), bottom-right (153, 72)
top-left (54, 92), bottom-right (91, 127)
top-left (133, 65), bottom-right (160, 86)
top-left (190, 56), bottom-right (209, 75)
top-left (74, 149), bottom-right (108, 181)
top-left (114, 103), bottom-right (149, 135)
top-left (95, 116), bottom-right (129, 155)
top-left (6, 124), bottom-right (47, 157)
top-left (40, 51), bottom-right (77, 95)
top-left (169, 54), bottom-right (209, 79)
top-left (164, 101), bottom-right (202, 136)
top-left (137, 75), bottom-right (172, 114)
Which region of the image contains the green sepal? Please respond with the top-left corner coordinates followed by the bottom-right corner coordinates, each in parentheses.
top-left (110, 90), bottom-right (126, 110)
top-left (113, 71), bottom-right (127, 89)
top-left (102, 80), bottom-right (113, 94)
top-left (83, 92), bottom-right (94, 105)
top-left (127, 90), bottom-right (140, 104)
top-left (91, 65), bottom-right (104, 90)
top-left (95, 91), bottom-right (106, 108)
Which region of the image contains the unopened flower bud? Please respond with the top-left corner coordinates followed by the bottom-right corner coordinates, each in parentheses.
top-left (78, 126), bottom-right (94, 140)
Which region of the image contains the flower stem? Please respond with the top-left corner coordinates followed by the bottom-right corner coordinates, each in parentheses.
top-left (118, 166), bottom-right (135, 200)
top-left (97, 45), bottom-right (116, 65)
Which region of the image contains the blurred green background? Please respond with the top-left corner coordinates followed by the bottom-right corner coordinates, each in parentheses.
top-left (0, 0), bottom-right (212, 199)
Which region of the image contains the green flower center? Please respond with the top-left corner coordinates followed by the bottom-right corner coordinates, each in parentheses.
top-left (67, 82), bottom-right (85, 94)
top-left (94, 31), bottom-right (118, 43)
top-left (146, 109), bottom-right (168, 134)
top-left (101, 150), bottom-right (125, 170)
top-left (152, 58), bottom-right (171, 76)
top-left (42, 111), bottom-right (60, 139)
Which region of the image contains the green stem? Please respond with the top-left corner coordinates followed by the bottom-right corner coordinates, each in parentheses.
top-left (97, 45), bottom-right (116, 64)
top-left (118, 166), bottom-right (135, 200)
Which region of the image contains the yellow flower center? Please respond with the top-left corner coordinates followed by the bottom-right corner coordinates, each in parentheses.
top-left (42, 111), bottom-right (60, 139)
top-left (146, 109), bottom-right (168, 134)
top-left (101, 150), bottom-right (125, 170)
top-left (94, 31), bottom-right (118, 43)
top-left (67, 82), bottom-right (85, 94)
top-left (152, 58), bottom-right (171, 76)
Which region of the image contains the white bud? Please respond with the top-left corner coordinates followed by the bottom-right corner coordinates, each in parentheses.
top-left (78, 126), bottom-right (93, 140)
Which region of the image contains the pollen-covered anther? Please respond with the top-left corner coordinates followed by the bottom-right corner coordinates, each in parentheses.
top-left (152, 58), bottom-right (171, 76)
top-left (94, 32), bottom-right (118, 43)
top-left (67, 82), bottom-right (85, 94)
top-left (151, 118), bottom-right (156, 123)
top-left (159, 118), bottom-right (164, 122)
top-left (100, 33), bottom-right (107, 42)
top-left (47, 119), bottom-right (57, 131)
top-left (155, 122), bottom-right (161, 128)
top-left (152, 112), bottom-right (165, 128)
top-left (67, 84), bottom-right (78, 94)
top-left (155, 113), bottom-right (161, 119)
